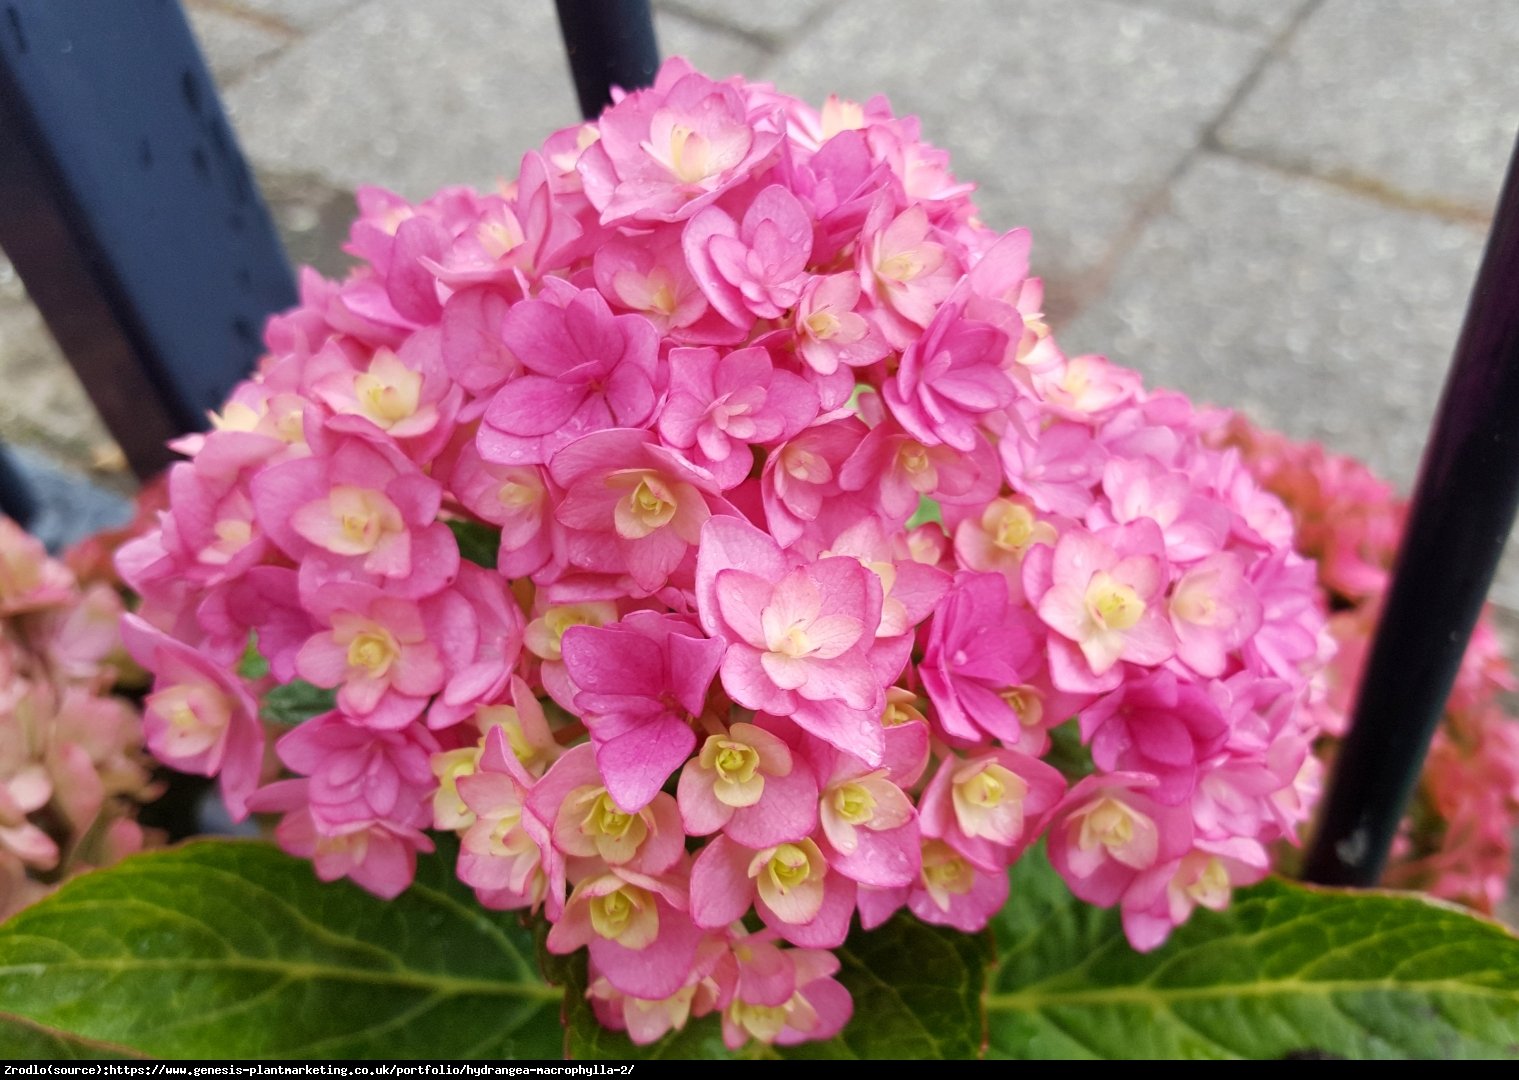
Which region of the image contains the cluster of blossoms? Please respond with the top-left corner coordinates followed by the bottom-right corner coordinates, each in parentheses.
top-left (1223, 418), bottom-right (1519, 912)
top-left (118, 59), bottom-right (1334, 1049)
top-left (0, 518), bottom-right (155, 918)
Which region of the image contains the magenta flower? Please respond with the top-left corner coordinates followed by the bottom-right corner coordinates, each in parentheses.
top-left (479, 288), bottom-right (659, 467)
top-left (883, 299), bottom-right (1013, 452)
top-left (921, 572), bottom-right (1047, 744)
top-left (658, 346), bottom-right (819, 489)
top-left (1079, 670), bottom-right (1228, 806)
top-left (560, 611), bottom-right (725, 812)
top-left (696, 517), bottom-right (886, 765)
top-left (275, 711), bottom-right (439, 830)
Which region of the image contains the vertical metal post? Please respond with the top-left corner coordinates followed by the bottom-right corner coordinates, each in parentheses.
top-left (0, 1), bottom-right (297, 480)
top-left (554, 0), bottom-right (660, 120)
top-left (0, 446), bottom-right (37, 528)
top-left (1304, 130), bottom-right (1519, 887)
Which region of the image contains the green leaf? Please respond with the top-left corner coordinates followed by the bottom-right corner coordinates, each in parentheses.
top-left (783, 913), bottom-right (991, 1059)
top-left (907, 497), bottom-right (942, 529)
top-left (0, 1013), bottom-right (146, 1059)
top-left (260, 679), bottom-right (337, 726)
top-left (0, 837), bottom-right (564, 1059)
top-left (554, 913), bottom-right (991, 1060)
top-left (447, 518), bottom-right (500, 570)
top-left (236, 635), bottom-right (269, 681)
top-left (987, 844), bottom-right (1519, 1059)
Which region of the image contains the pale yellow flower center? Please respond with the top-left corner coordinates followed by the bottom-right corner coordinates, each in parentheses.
top-left (1085, 572), bottom-right (1144, 631)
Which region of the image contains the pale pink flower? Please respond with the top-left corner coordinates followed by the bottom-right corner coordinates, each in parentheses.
top-left (690, 834), bottom-right (856, 948)
top-left (676, 720), bottom-right (819, 849)
top-left (1120, 837), bottom-right (1269, 951)
top-left (550, 428), bottom-right (729, 594)
top-left (907, 838), bottom-right (1010, 932)
top-left (1046, 773), bottom-right (1193, 907)
top-left (294, 584), bottom-right (468, 730)
top-left (579, 59), bottom-right (782, 225)
top-left (1028, 522), bottom-right (1176, 693)
top-left (793, 273), bottom-right (889, 375)
top-left (696, 516), bottom-right (886, 765)
top-left (121, 614), bottom-right (263, 820)
top-left (918, 748), bottom-right (1066, 871)
top-left (251, 438), bottom-right (459, 600)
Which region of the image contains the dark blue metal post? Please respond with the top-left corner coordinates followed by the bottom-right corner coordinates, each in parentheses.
top-left (0, 1), bottom-right (297, 480)
top-left (554, 0), bottom-right (660, 120)
top-left (1304, 130), bottom-right (1519, 886)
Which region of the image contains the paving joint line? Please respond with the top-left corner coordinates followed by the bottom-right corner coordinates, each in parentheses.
top-left (653, 0), bottom-right (785, 55)
top-left (184, 0), bottom-right (301, 40)
top-left (1053, 0), bottom-right (1326, 326)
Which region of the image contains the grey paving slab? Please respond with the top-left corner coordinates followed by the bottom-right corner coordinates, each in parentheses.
top-left (768, 0), bottom-right (1263, 284)
top-left (1063, 151), bottom-right (1482, 489)
top-left (225, 0), bottom-right (765, 200)
top-left (657, 7), bottom-right (771, 81)
top-left (0, 265), bottom-right (121, 472)
top-left (1124, 0), bottom-right (1308, 36)
top-left (658, 0), bottom-right (833, 40)
top-left (1218, 0), bottom-right (1519, 213)
top-left (185, 5), bottom-right (288, 85)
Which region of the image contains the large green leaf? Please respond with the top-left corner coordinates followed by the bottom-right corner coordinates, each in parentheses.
top-left (0, 838), bottom-right (563, 1059)
top-left (988, 845), bottom-right (1519, 1059)
top-left (553, 913), bottom-right (992, 1060)
top-left (0, 1013), bottom-right (145, 1059)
